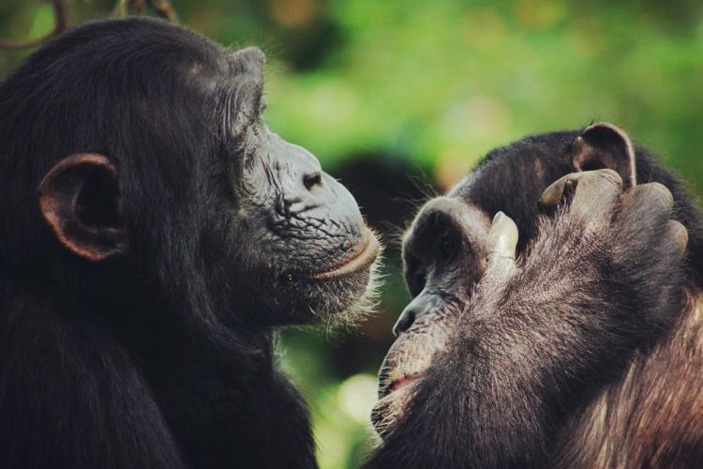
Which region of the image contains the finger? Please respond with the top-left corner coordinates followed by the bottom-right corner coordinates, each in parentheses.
top-left (539, 175), bottom-right (569, 210)
top-left (611, 184), bottom-right (680, 264)
top-left (569, 169), bottom-right (623, 213)
top-left (545, 170), bottom-right (624, 223)
top-left (485, 211), bottom-right (518, 277)
top-left (616, 182), bottom-right (674, 230)
top-left (665, 220), bottom-right (689, 261)
top-left (539, 170), bottom-right (623, 219)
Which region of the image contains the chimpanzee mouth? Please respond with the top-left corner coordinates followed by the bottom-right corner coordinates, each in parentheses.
top-left (378, 367), bottom-right (425, 399)
top-left (372, 333), bottom-right (450, 438)
top-left (313, 228), bottom-right (380, 281)
top-left (371, 368), bottom-right (426, 438)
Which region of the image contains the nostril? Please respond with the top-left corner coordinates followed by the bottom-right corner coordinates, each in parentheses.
top-left (392, 310), bottom-right (416, 337)
top-left (303, 171), bottom-right (322, 191)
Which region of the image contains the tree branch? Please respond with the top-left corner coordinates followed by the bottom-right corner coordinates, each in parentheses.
top-left (0, 0), bottom-right (71, 50)
top-left (128, 0), bottom-right (178, 23)
top-left (148, 0), bottom-right (178, 23)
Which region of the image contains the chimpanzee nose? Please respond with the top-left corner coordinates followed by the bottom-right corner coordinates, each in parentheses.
top-left (392, 307), bottom-right (416, 336)
top-left (269, 132), bottom-right (325, 194)
top-left (286, 142), bottom-right (323, 193)
top-left (393, 291), bottom-right (438, 336)
top-left (302, 170), bottom-right (323, 192)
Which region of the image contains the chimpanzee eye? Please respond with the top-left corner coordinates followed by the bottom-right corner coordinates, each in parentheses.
top-left (436, 233), bottom-right (459, 264)
top-left (409, 270), bottom-right (426, 297)
top-left (404, 254), bottom-right (427, 297)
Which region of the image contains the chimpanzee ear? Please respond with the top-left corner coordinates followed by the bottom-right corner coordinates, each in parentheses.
top-left (226, 47), bottom-right (265, 135)
top-left (39, 153), bottom-right (127, 261)
top-left (227, 47), bottom-right (265, 77)
top-left (571, 122), bottom-right (637, 190)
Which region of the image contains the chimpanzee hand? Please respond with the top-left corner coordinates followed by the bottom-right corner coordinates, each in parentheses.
top-left (367, 169), bottom-right (688, 469)
top-left (482, 169), bottom-right (687, 334)
top-left (427, 169), bottom-right (689, 467)
top-left (367, 133), bottom-right (694, 469)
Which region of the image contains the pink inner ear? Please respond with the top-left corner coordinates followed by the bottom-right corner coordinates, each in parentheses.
top-left (38, 153), bottom-right (126, 261)
top-left (573, 123), bottom-right (637, 190)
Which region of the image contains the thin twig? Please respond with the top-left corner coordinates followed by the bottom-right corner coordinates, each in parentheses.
top-left (0, 0), bottom-right (71, 50)
top-left (127, 0), bottom-right (147, 15)
top-left (147, 0), bottom-right (178, 23)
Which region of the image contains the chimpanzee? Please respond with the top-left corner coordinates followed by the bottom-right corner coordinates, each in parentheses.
top-left (0, 18), bottom-right (380, 469)
top-left (368, 123), bottom-right (703, 468)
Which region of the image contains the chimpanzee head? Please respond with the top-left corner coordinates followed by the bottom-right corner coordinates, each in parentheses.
top-left (0, 18), bottom-right (379, 330)
top-left (372, 124), bottom-right (644, 437)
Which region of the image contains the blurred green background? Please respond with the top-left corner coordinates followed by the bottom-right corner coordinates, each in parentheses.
top-left (1, 0), bottom-right (702, 467)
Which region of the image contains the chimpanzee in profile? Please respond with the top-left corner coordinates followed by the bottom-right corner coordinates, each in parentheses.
top-left (0, 18), bottom-right (380, 468)
top-left (368, 123), bottom-right (703, 468)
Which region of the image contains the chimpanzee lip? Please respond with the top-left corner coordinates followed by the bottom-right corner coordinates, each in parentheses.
top-left (379, 371), bottom-right (425, 399)
top-left (371, 371), bottom-right (424, 438)
top-left (313, 228), bottom-right (379, 280)
top-left (384, 373), bottom-right (424, 396)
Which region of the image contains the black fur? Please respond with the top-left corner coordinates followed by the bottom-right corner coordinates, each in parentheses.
top-left (0, 18), bottom-right (377, 468)
top-left (368, 127), bottom-right (703, 468)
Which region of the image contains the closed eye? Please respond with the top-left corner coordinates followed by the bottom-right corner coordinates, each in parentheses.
top-left (404, 254), bottom-right (426, 297)
top-left (435, 232), bottom-right (460, 265)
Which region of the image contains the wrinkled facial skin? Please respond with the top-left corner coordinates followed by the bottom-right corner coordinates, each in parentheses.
top-left (218, 96), bottom-right (379, 326)
top-left (372, 197), bottom-right (490, 437)
top-left (240, 125), bottom-right (370, 274)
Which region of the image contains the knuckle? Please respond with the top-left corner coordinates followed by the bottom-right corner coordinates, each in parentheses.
top-left (637, 183), bottom-right (674, 211)
top-left (486, 214), bottom-right (518, 254)
top-left (572, 170), bottom-right (622, 200)
top-left (588, 169), bottom-right (622, 188)
top-left (540, 179), bottom-right (566, 208)
top-left (666, 220), bottom-right (688, 253)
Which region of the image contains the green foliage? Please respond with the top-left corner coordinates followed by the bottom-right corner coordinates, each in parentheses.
top-left (1, 1), bottom-right (702, 467)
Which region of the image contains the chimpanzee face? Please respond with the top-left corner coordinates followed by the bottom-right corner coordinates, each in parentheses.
top-left (220, 71), bottom-right (380, 324)
top-left (28, 29), bottom-right (379, 329)
top-left (371, 196), bottom-right (491, 438)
